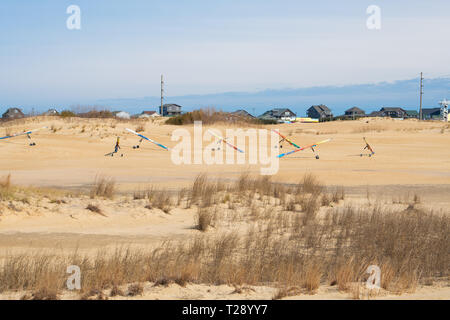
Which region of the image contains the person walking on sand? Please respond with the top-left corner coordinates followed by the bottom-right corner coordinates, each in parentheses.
top-left (114, 137), bottom-right (121, 154)
top-left (105, 137), bottom-right (123, 157)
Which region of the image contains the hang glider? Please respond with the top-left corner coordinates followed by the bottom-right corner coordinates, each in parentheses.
top-left (361, 137), bottom-right (375, 157)
top-left (0, 127), bottom-right (47, 146)
top-left (277, 138), bottom-right (332, 159)
top-left (208, 130), bottom-right (244, 153)
top-left (272, 129), bottom-right (301, 149)
top-left (125, 128), bottom-right (169, 151)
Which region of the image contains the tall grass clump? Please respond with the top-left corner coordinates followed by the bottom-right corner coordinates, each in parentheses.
top-left (0, 173), bottom-right (11, 189)
top-left (150, 189), bottom-right (172, 213)
top-left (90, 175), bottom-right (115, 199)
top-left (0, 174), bottom-right (14, 200)
top-left (299, 173), bottom-right (323, 195)
top-left (187, 173), bottom-right (226, 208)
top-left (196, 207), bottom-right (215, 231)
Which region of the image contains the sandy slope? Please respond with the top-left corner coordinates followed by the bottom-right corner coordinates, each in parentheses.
top-left (0, 116), bottom-right (449, 300)
top-left (0, 282), bottom-right (448, 300)
top-left (0, 117), bottom-right (449, 189)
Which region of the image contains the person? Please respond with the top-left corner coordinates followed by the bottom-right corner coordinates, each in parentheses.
top-left (114, 137), bottom-right (120, 153)
top-left (105, 137), bottom-right (123, 157)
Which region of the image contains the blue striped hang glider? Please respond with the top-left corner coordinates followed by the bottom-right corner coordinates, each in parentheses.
top-left (0, 127), bottom-right (47, 146)
top-left (277, 139), bottom-right (332, 159)
top-left (125, 128), bottom-right (169, 151)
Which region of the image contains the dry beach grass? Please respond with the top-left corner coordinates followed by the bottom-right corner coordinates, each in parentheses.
top-left (0, 116), bottom-right (449, 299)
top-left (0, 173), bottom-right (448, 300)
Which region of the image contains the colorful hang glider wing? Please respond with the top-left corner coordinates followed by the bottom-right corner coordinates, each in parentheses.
top-left (363, 137), bottom-right (375, 155)
top-left (208, 130), bottom-right (244, 153)
top-left (125, 128), bottom-right (169, 151)
top-left (271, 129), bottom-right (301, 149)
top-left (278, 139), bottom-right (332, 158)
top-left (0, 127), bottom-right (47, 140)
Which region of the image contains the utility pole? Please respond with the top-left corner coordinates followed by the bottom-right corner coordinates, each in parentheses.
top-left (419, 72), bottom-right (424, 120)
top-left (160, 74), bottom-right (164, 116)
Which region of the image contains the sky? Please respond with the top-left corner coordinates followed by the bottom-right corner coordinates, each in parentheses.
top-left (0, 0), bottom-right (449, 114)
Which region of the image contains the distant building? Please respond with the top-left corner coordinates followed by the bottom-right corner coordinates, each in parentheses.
top-left (344, 107), bottom-right (365, 118)
top-left (421, 108), bottom-right (441, 120)
top-left (43, 108), bottom-right (59, 116)
top-left (115, 111), bottom-right (131, 119)
top-left (405, 110), bottom-right (419, 119)
top-left (139, 111), bottom-right (160, 118)
top-left (232, 109), bottom-right (254, 118)
top-left (378, 107), bottom-right (407, 118)
top-left (367, 111), bottom-right (382, 117)
top-left (259, 108), bottom-right (297, 122)
top-left (307, 105), bottom-right (333, 120)
top-left (366, 107), bottom-right (410, 118)
top-left (160, 104), bottom-right (182, 117)
top-left (142, 111), bottom-right (159, 116)
top-left (2, 107), bottom-right (25, 120)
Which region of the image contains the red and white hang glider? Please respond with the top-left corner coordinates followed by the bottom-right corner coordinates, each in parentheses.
top-left (208, 130), bottom-right (244, 153)
top-left (272, 130), bottom-right (331, 159)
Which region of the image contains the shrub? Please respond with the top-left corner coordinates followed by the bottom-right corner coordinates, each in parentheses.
top-left (60, 110), bottom-right (76, 118)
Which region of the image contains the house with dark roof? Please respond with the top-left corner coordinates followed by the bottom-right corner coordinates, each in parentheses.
top-left (2, 107), bottom-right (25, 120)
top-left (43, 108), bottom-right (59, 116)
top-left (160, 104), bottom-right (182, 117)
top-left (421, 108), bottom-right (441, 120)
top-left (378, 107), bottom-right (407, 118)
top-left (405, 110), bottom-right (419, 119)
top-left (307, 105), bottom-right (333, 120)
top-left (367, 107), bottom-right (410, 118)
top-left (232, 110), bottom-right (254, 118)
top-left (258, 108), bottom-right (296, 122)
top-left (367, 111), bottom-right (382, 117)
top-left (344, 107), bottom-right (365, 118)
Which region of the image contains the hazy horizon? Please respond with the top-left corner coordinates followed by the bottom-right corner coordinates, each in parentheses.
top-left (2, 75), bottom-right (449, 117)
top-left (1, 1), bottom-right (449, 116)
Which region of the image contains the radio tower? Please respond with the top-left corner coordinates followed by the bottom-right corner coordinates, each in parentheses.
top-left (160, 74), bottom-right (164, 116)
top-left (440, 99), bottom-right (449, 122)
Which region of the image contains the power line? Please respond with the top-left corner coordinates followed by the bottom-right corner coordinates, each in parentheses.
top-left (419, 72), bottom-right (424, 120)
top-left (160, 74), bottom-right (164, 116)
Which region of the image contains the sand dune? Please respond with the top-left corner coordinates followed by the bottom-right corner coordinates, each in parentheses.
top-left (0, 116), bottom-right (448, 300)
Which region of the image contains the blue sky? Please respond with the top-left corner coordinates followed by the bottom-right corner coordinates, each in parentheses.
top-left (1, 1), bottom-right (449, 114)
